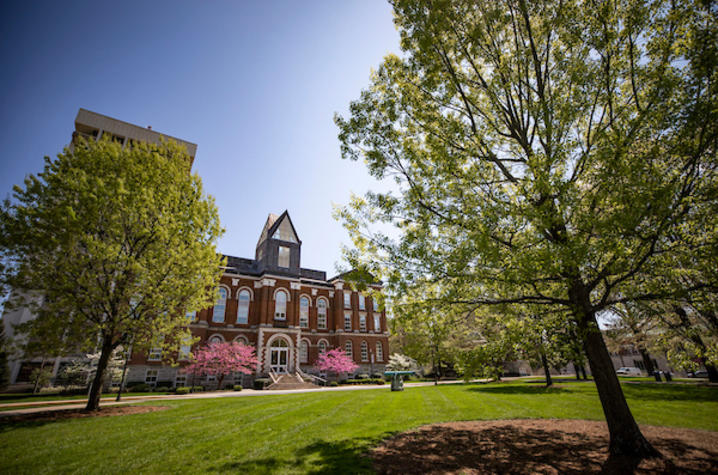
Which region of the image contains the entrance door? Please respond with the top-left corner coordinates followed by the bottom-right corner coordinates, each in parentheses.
top-left (270, 339), bottom-right (289, 373)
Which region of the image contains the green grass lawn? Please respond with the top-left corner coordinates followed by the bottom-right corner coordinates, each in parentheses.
top-left (1, 381), bottom-right (716, 474)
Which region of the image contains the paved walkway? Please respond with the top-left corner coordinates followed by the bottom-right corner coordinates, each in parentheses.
top-left (0, 380), bottom-right (481, 417)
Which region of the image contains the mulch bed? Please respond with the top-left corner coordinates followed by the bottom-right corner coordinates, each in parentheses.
top-left (371, 419), bottom-right (718, 474)
top-left (0, 405), bottom-right (169, 424)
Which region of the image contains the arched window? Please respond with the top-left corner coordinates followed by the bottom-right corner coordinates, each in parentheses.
top-left (209, 335), bottom-right (223, 344)
top-left (271, 338), bottom-right (288, 348)
top-left (345, 340), bottom-right (353, 358)
top-left (376, 342), bottom-right (383, 362)
top-left (361, 341), bottom-right (368, 361)
top-left (318, 340), bottom-right (328, 354)
top-left (299, 340), bottom-right (309, 363)
top-left (237, 290), bottom-right (250, 324)
top-left (213, 288), bottom-right (227, 323)
top-left (299, 296), bottom-right (309, 328)
top-left (275, 290), bottom-right (287, 319)
top-left (317, 299), bottom-right (327, 329)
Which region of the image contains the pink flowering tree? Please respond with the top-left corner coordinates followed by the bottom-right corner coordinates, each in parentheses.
top-left (314, 347), bottom-right (358, 380)
top-left (186, 341), bottom-right (258, 389)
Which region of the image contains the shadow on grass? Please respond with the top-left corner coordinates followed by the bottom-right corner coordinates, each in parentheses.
top-left (620, 383), bottom-right (718, 403)
top-left (467, 385), bottom-right (568, 395)
top-left (213, 434), bottom-right (398, 474)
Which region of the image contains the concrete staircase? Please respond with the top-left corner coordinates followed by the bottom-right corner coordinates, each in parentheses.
top-left (266, 373), bottom-right (319, 391)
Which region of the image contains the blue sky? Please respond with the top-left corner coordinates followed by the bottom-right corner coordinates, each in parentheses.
top-left (0, 0), bottom-right (399, 276)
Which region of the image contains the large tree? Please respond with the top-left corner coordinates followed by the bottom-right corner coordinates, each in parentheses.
top-left (0, 138), bottom-right (224, 410)
top-left (335, 0), bottom-right (717, 460)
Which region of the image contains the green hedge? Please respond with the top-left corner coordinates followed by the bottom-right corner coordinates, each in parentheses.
top-left (175, 386), bottom-right (191, 395)
top-left (342, 378), bottom-right (385, 385)
top-left (233, 385), bottom-right (242, 391)
top-left (254, 378), bottom-right (270, 390)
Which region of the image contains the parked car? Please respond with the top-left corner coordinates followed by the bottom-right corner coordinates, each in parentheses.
top-left (689, 370), bottom-right (708, 378)
top-left (616, 367), bottom-right (643, 376)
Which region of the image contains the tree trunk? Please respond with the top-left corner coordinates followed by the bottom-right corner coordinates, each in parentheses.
top-left (431, 346), bottom-right (438, 386)
top-left (116, 345), bottom-right (131, 402)
top-left (639, 349), bottom-right (655, 375)
top-left (541, 351), bottom-right (552, 387)
top-left (574, 362), bottom-right (580, 380)
top-left (86, 336), bottom-right (114, 411)
top-left (579, 311), bottom-right (659, 459)
top-left (705, 363), bottom-right (718, 383)
top-left (580, 365), bottom-right (587, 380)
top-left (32, 358), bottom-right (47, 394)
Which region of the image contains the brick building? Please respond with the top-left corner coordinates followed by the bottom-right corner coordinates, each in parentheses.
top-left (125, 210), bottom-right (390, 387)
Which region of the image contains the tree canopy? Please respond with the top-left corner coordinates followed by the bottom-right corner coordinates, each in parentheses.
top-left (336, 0), bottom-right (717, 459)
top-left (0, 138), bottom-right (224, 410)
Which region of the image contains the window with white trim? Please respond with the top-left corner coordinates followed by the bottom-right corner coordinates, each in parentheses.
top-left (175, 372), bottom-right (187, 387)
top-left (317, 299), bottom-right (327, 329)
top-left (209, 335), bottom-right (223, 344)
top-left (278, 246), bottom-right (290, 268)
top-left (145, 369), bottom-right (159, 384)
top-left (186, 310), bottom-right (196, 323)
top-left (374, 314), bottom-right (381, 333)
top-left (361, 341), bottom-right (368, 361)
top-left (344, 312), bottom-right (352, 331)
top-left (179, 343), bottom-right (191, 361)
top-left (345, 340), bottom-right (353, 358)
top-left (359, 294), bottom-right (365, 310)
top-left (299, 296), bottom-right (309, 328)
top-left (275, 290), bottom-right (287, 319)
top-left (376, 342), bottom-right (383, 361)
top-left (344, 292), bottom-right (351, 309)
top-left (318, 340), bottom-right (327, 354)
top-left (299, 340), bottom-right (308, 363)
top-left (360, 314), bottom-right (366, 332)
top-left (148, 347), bottom-right (162, 361)
top-left (237, 289), bottom-right (250, 324)
top-left (213, 288), bottom-right (227, 323)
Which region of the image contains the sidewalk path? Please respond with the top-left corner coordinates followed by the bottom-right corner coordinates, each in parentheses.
top-left (0, 379), bottom-right (488, 417)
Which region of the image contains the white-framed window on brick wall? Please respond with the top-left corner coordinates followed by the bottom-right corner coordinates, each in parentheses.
top-left (299, 296), bottom-right (309, 328)
top-left (237, 289), bottom-right (250, 324)
top-left (275, 290), bottom-right (288, 319)
top-left (344, 292), bottom-right (351, 309)
top-left (359, 294), bottom-right (365, 310)
top-left (345, 340), bottom-right (353, 358)
top-left (317, 298), bottom-right (327, 329)
top-left (213, 287), bottom-right (227, 323)
top-left (299, 340), bottom-right (309, 363)
top-left (361, 341), bottom-right (368, 361)
top-left (344, 312), bottom-right (352, 331)
top-left (360, 314), bottom-right (366, 332)
top-left (376, 341), bottom-right (383, 361)
top-left (374, 314), bottom-right (381, 332)
top-left (148, 347), bottom-right (162, 361)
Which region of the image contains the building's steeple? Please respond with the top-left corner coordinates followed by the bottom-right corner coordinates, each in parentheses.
top-left (255, 211), bottom-right (301, 275)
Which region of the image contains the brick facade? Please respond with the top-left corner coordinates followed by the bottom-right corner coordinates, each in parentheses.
top-left (127, 211), bottom-right (389, 386)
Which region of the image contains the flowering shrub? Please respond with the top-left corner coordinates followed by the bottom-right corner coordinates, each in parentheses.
top-left (186, 341), bottom-right (258, 389)
top-left (314, 347), bottom-right (358, 378)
